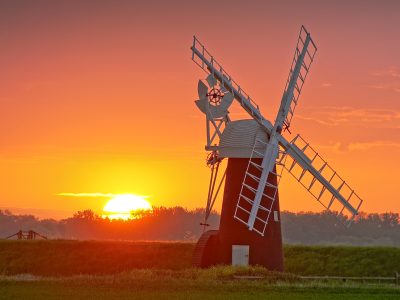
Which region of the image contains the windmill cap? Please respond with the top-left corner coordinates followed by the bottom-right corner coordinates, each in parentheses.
top-left (217, 119), bottom-right (269, 158)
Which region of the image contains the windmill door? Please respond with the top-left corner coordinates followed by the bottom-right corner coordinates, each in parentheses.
top-left (232, 245), bottom-right (249, 266)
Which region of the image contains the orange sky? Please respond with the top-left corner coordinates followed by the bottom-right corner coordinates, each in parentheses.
top-left (0, 0), bottom-right (399, 219)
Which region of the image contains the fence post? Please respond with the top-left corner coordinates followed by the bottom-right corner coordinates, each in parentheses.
top-left (396, 272), bottom-right (399, 286)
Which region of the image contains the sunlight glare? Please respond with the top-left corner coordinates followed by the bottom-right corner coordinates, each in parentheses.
top-left (102, 194), bottom-right (152, 220)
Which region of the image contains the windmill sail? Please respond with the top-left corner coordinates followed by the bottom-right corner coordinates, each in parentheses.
top-left (279, 26), bottom-right (317, 132)
top-left (278, 134), bottom-right (363, 225)
top-left (234, 139), bottom-right (287, 235)
top-left (191, 36), bottom-right (269, 129)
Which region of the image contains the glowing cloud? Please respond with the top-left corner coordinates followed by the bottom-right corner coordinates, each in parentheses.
top-left (57, 192), bottom-right (115, 197)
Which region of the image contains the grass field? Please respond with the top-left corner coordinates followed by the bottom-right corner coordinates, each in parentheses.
top-left (0, 240), bottom-right (192, 275)
top-left (284, 245), bottom-right (400, 277)
top-left (0, 269), bottom-right (399, 299)
top-left (0, 240), bottom-right (399, 299)
top-left (0, 240), bottom-right (399, 277)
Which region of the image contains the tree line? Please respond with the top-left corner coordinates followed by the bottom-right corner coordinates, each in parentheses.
top-left (0, 208), bottom-right (399, 246)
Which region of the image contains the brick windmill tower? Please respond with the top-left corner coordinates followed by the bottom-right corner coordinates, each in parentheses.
top-left (190, 26), bottom-right (364, 271)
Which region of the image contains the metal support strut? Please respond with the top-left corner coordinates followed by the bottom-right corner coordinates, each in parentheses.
top-left (202, 152), bottom-right (226, 232)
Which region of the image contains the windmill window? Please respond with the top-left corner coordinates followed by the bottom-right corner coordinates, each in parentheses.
top-left (274, 211), bottom-right (279, 222)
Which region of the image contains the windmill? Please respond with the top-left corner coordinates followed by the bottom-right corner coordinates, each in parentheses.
top-left (191, 26), bottom-right (364, 271)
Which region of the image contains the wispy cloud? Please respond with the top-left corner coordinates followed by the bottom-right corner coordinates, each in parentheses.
top-left (296, 115), bottom-right (339, 126)
top-left (368, 83), bottom-right (400, 93)
top-left (368, 66), bottom-right (400, 92)
top-left (57, 193), bottom-right (150, 199)
top-left (298, 106), bottom-right (400, 129)
top-left (314, 141), bottom-right (400, 152)
top-left (370, 67), bottom-right (400, 78)
top-left (347, 141), bottom-right (400, 151)
top-left (58, 193), bottom-right (115, 197)
top-left (313, 142), bottom-right (343, 152)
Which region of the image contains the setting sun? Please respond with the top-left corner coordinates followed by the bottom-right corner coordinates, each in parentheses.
top-left (103, 194), bottom-right (152, 220)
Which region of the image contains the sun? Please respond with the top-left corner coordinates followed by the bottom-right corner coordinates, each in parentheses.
top-left (102, 194), bottom-right (152, 220)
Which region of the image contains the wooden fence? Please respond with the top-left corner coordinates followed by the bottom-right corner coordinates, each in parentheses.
top-left (299, 272), bottom-right (399, 285)
top-left (234, 272), bottom-right (399, 285)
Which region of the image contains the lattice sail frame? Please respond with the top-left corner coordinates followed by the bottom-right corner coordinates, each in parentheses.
top-left (234, 138), bottom-right (287, 236)
top-left (282, 26), bottom-right (317, 131)
top-left (191, 37), bottom-right (265, 123)
top-left (280, 135), bottom-right (363, 225)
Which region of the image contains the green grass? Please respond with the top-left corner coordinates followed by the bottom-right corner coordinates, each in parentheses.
top-left (285, 245), bottom-right (400, 277)
top-left (0, 240), bottom-right (399, 277)
top-left (0, 241), bottom-right (399, 299)
top-left (0, 240), bottom-right (193, 276)
top-left (0, 268), bottom-right (399, 299)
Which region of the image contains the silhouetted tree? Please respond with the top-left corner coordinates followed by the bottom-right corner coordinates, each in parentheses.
top-left (1, 208), bottom-right (399, 246)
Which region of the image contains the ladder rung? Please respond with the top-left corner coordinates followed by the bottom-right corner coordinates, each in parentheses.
top-left (318, 162), bottom-right (327, 172)
top-left (291, 134), bottom-right (300, 143)
top-left (253, 227), bottom-right (265, 237)
top-left (265, 181), bottom-right (278, 190)
top-left (269, 169), bottom-right (281, 177)
top-left (298, 169), bottom-right (307, 181)
top-left (255, 215), bottom-right (269, 224)
top-left (308, 177), bottom-right (317, 190)
top-left (234, 215), bottom-right (249, 227)
top-left (268, 171), bottom-right (282, 177)
top-left (237, 204), bottom-right (251, 215)
top-left (288, 160), bottom-right (297, 172)
top-left (246, 172), bottom-right (260, 183)
top-left (299, 35), bottom-right (305, 45)
top-left (317, 186), bottom-right (326, 200)
top-left (299, 76), bottom-right (305, 86)
top-left (298, 73), bottom-right (305, 83)
top-left (253, 150), bottom-right (264, 157)
top-left (239, 194), bottom-right (254, 205)
top-left (269, 173), bottom-right (282, 179)
top-left (306, 49), bottom-right (313, 60)
top-left (327, 195), bottom-right (336, 209)
top-left (294, 83), bottom-right (301, 93)
top-left (262, 192), bottom-right (276, 202)
top-left (243, 183), bottom-right (256, 194)
top-left (256, 205), bottom-right (271, 213)
top-left (347, 190), bottom-right (354, 202)
top-left (301, 62), bottom-right (309, 72)
top-left (356, 199), bottom-right (363, 211)
top-left (328, 172), bottom-right (336, 183)
top-left (250, 161), bottom-right (263, 170)
top-left (310, 153), bottom-right (318, 163)
top-left (301, 143), bottom-right (309, 151)
top-left (300, 67), bottom-right (308, 76)
top-left (276, 158), bottom-right (286, 165)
